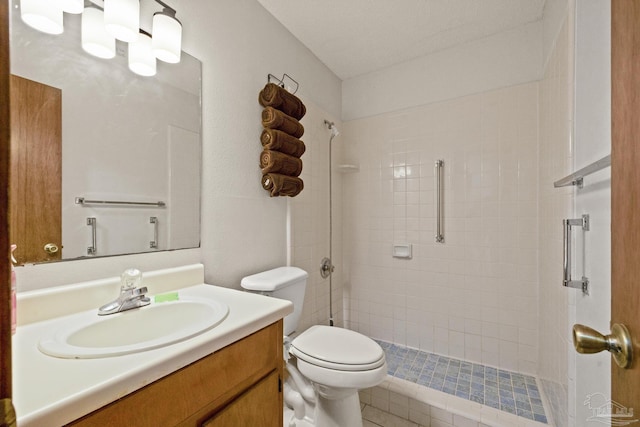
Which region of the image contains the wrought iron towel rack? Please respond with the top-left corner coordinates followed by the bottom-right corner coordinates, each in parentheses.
top-left (267, 73), bottom-right (299, 94)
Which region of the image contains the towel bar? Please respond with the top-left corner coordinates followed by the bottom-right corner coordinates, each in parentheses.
top-left (554, 155), bottom-right (610, 188)
top-left (75, 197), bottom-right (166, 208)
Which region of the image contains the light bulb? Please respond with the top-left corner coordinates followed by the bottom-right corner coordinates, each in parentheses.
top-left (152, 10), bottom-right (182, 63)
top-left (82, 7), bottom-right (116, 59)
top-left (104, 0), bottom-right (140, 43)
top-left (20, 0), bottom-right (64, 35)
top-left (128, 31), bottom-right (156, 77)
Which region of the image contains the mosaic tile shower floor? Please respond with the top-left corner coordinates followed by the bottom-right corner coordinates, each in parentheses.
top-left (377, 341), bottom-right (548, 424)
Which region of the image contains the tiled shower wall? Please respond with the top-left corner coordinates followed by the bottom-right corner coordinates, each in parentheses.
top-left (537, 3), bottom-right (574, 426)
top-left (342, 82), bottom-right (539, 375)
top-left (288, 100), bottom-right (344, 332)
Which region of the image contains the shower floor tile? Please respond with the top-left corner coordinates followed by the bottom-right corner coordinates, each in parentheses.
top-left (376, 340), bottom-right (548, 424)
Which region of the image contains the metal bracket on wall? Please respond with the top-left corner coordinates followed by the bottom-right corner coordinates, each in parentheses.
top-left (150, 217), bottom-right (158, 249)
top-left (87, 217), bottom-right (97, 256)
top-left (563, 214), bottom-right (589, 295)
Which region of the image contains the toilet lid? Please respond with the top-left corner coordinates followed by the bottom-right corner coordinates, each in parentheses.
top-left (290, 325), bottom-right (385, 371)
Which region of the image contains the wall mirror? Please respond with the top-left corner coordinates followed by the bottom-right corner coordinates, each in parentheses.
top-left (9, 0), bottom-right (202, 265)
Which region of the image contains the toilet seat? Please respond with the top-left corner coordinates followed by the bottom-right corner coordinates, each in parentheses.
top-left (290, 325), bottom-right (385, 371)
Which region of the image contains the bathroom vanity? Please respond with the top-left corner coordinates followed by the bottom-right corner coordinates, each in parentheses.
top-left (12, 264), bottom-right (292, 426)
top-left (69, 321), bottom-right (283, 426)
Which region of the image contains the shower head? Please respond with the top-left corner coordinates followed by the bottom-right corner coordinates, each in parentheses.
top-left (324, 119), bottom-right (340, 138)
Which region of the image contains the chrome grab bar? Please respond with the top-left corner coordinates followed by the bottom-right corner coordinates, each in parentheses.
top-left (87, 217), bottom-right (97, 256)
top-left (562, 214), bottom-right (589, 294)
top-left (76, 197), bottom-right (166, 208)
top-left (554, 155), bottom-right (610, 188)
top-left (150, 217), bottom-right (158, 249)
top-left (435, 159), bottom-right (444, 243)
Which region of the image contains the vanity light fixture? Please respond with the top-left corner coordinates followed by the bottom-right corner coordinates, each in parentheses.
top-left (128, 30), bottom-right (157, 76)
top-left (19, 0), bottom-right (183, 74)
top-left (81, 7), bottom-right (116, 59)
top-left (19, 0), bottom-right (64, 35)
top-left (151, 6), bottom-right (182, 63)
top-left (104, 0), bottom-right (140, 42)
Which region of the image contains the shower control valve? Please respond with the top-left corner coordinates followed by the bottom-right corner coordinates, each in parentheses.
top-left (320, 257), bottom-right (334, 279)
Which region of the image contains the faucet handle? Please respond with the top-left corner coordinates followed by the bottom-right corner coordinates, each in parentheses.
top-left (121, 268), bottom-right (142, 290)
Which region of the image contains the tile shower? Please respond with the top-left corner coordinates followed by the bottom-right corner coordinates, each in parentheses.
top-left (286, 5), bottom-right (584, 427)
top-left (342, 81), bottom-right (540, 375)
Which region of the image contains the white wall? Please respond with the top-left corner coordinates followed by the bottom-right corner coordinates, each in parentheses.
top-left (537, 3), bottom-right (574, 426)
top-left (342, 82), bottom-right (540, 374)
top-left (536, 2), bottom-right (611, 426)
top-left (177, 0), bottom-right (342, 288)
top-left (339, 0), bottom-right (550, 378)
top-left (342, 22), bottom-right (543, 121)
top-left (571, 1), bottom-right (611, 425)
top-left (542, 0), bottom-right (573, 71)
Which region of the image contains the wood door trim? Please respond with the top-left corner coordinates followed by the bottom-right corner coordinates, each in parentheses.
top-left (611, 0), bottom-right (640, 410)
top-left (0, 0), bottom-right (13, 401)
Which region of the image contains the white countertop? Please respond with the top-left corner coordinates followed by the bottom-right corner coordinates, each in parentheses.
top-left (12, 265), bottom-right (292, 426)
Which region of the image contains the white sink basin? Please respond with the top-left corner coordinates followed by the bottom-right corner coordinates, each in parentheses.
top-left (38, 296), bottom-right (229, 359)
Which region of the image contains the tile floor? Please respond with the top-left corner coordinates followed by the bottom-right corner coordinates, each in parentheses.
top-left (362, 405), bottom-right (425, 427)
top-left (377, 341), bottom-right (548, 424)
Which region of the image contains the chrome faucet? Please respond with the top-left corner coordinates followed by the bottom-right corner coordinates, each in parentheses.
top-left (98, 268), bottom-right (151, 315)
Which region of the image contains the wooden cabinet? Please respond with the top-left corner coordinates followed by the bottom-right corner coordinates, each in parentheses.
top-left (67, 321), bottom-right (283, 427)
top-left (202, 371), bottom-right (280, 427)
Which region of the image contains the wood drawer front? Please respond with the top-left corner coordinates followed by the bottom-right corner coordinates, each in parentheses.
top-left (68, 321), bottom-right (282, 427)
top-left (202, 371), bottom-right (280, 427)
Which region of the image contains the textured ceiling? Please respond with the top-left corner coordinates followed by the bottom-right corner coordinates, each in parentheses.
top-left (257, 0), bottom-right (547, 80)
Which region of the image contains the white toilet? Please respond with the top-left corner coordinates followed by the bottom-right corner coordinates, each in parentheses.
top-left (241, 266), bottom-right (387, 427)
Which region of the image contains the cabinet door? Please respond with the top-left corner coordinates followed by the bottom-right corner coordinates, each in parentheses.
top-left (202, 371), bottom-right (280, 427)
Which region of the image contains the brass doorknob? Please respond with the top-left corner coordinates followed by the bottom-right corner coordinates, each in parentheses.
top-left (573, 323), bottom-right (633, 368)
top-left (44, 243), bottom-right (59, 254)
top-left (0, 398), bottom-right (17, 427)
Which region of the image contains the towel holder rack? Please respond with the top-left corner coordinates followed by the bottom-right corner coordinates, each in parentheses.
top-left (75, 197), bottom-right (166, 208)
top-left (267, 73), bottom-right (299, 94)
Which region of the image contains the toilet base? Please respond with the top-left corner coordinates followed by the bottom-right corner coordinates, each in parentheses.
top-left (315, 390), bottom-right (362, 427)
top-left (283, 392), bottom-right (363, 427)
top-left (284, 407), bottom-right (314, 427)
top-left (283, 366), bottom-right (363, 427)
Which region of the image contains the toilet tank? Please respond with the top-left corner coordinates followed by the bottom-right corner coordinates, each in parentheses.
top-left (240, 267), bottom-right (308, 335)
